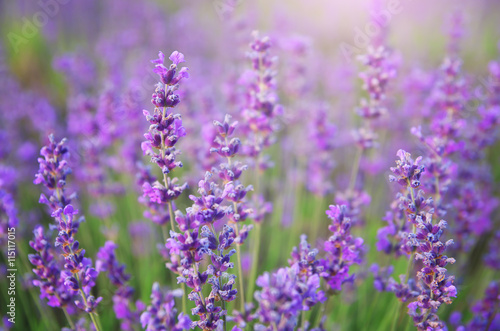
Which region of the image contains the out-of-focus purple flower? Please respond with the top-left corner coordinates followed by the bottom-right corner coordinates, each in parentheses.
top-left (254, 235), bottom-right (326, 330)
top-left (451, 281), bottom-right (499, 330)
top-left (140, 282), bottom-right (191, 331)
top-left (306, 105), bottom-right (336, 196)
top-left (353, 45), bottom-right (396, 150)
top-left (239, 31), bottom-right (282, 171)
top-left (254, 267), bottom-right (304, 330)
top-left (0, 177), bottom-right (18, 246)
top-left (485, 231), bottom-right (500, 270)
top-left (320, 205), bottom-right (364, 291)
top-left (96, 241), bottom-right (143, 331)
top-left (28, 225), bottom-right (76, 309)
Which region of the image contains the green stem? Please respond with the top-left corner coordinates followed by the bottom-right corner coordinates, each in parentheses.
top-left (225, 148), bottom-right (246, 309)
top-left (348, 147), bottom-right (363, 195)
top-left (247, 223), bottom-right (261, 299)
top-left (62, 307), bottom-right (75, 329)
top-left (181, 283), bottom-right (188, 316)
top-left (235, 237), bottom-right (245, 309)
top-left (314, 295), bottom-right (330, 327)
top-left (167, 201), bottom-right (176, 233)
top-left (301, 310), bottom-right (306, 331)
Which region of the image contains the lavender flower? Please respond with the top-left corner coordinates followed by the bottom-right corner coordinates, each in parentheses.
top-left (320, 205), bottom-right (364, 291)
top-left (485, 231), bottom-right (500, 270)
top-left (28, 225), bottom-right (75, 309)
top-left (239, 32), bottom-right (283, 168)
top-left (96, 241), bottom-right (144, 331)
top-left (140, 51), bottom-right (189, 232)
top-left (377, 150), bottom-right (456, 330)
top-left (0, 180), bottom-right (18, 246)
top-left (254, 263), bottom-right (325, 331)
top-left (451, 281), bottom-right (499, 330)
top-left (140, 282), bottom-right (191, 331)
top-left (377, 150), bottom-right (431, 257)
top-left (306, 106), bottom-right (336, 196)
top-left (33, 135), bottom-right (102, 329)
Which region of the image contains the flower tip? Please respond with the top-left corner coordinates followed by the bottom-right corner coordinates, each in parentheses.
top-left (169, 51), bottom-right (185, 65)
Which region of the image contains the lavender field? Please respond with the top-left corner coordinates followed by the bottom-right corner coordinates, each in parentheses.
top-left (1, 0), bottom-right (499, 330)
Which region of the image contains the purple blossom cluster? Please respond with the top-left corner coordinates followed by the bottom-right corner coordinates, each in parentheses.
top-left (31, 135), bottom-right (102, 329)
top-left (254, 244), bottom-right (326, 330)
top-left (96, 241), bottom-right (144, 330)
top-left (162, 113), bottom-right (252, 330)
top-left (353, 43), bottom-right (396, 150)
top-left (140, 51), bottom-right (189, 232)
top-left (409, 12), bottom-right (499, 257)
top-left (3, 2), bottom-right (500, 330)
top-left (28, 225), bottom-right (75, 309)
top-left (306, 106), bottom-right (337, 196)
top-left (239, 32), bottom-right (283, 168)
top-left (140, 282), bottom-right (191, 331)
top-left (450, 281), bottom-right (500, 331)
top-left (320, 205), bottom-right (364, 292)
top-left (374, 150), bottom-right (457, 330)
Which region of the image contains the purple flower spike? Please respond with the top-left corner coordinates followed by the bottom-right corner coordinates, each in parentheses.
top-left (141, 282), bottom-right (191, 331)
top-left (389, 149), bottom-right (424, 188)
top-left (33, 135), bottom-right (101, 319)
top-left (320, 205), bottom-right (364, 291)
top-left (139, 50), bottom-right (190, 232)
top-left (29, 225), bottom-right (76, 308)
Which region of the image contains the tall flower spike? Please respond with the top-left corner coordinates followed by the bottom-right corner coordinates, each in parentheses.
top-left (377, 150), bottom-right (456, 330)
top-left (320, 205), bottom-right (364, 292)
top-left (33, 135), bottom-right (102, 330)
top-left (140, 51), bottom-right (189, 233)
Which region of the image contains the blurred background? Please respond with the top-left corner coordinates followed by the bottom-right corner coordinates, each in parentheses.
top-left (0, 0), bottom-right (499, 330)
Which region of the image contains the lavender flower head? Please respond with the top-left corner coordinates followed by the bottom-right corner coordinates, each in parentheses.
top-left (33, 135), bottom-right (102, 318)
top-left (254, 239), bottom-right (326, 331)
top-left (28, 225), bottom-right (75, 309)
top-left (240, 31), bottom-right (283, 170)
top-left (140, 51), bottom-right (189, 229)
top-left (140, 282), bottom-right (191, 331)
top-left (320, 205), bottom-right (364, 292)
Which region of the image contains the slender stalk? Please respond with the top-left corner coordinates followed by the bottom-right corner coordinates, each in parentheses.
top-left (301, 310), bottom-right (306, 331)
top-left (225, 147), bottom-right (246, 308)
top-left (62, 307), bottom-right (75, 329)
top-left (59, 211), bottom-right (101, 331)
top-left (193, 261), bottom-right (207, 308)
top-left (392, 181), bottom-right (418, 331)
top-left (314, 295), bottom-right (330, 327)
top-left (247, 222), bottom-right (261, 297)
top-left (347, 147), bottom-right (363, 195)
top-left (167, 201), bottom-right (176, 233)
top-left (181, 283), bottom-right (187, 316)
top-left (234, 241), bottom-right (245, 309)
top-left (75, 273), bottom-right (102, 331)
top-left (208, 223), bottom-right (228, 331)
